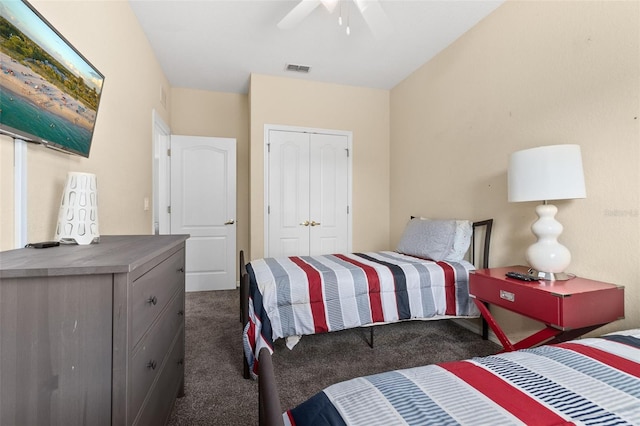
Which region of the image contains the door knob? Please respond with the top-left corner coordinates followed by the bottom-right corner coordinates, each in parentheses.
top-left (224, 220), bottom-right (235, 225)
top-left (310, 221), bottom-right (321, 227)
top-left (300, 220), bottom-right (310, 226)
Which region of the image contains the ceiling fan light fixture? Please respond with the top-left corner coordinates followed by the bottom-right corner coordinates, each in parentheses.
top-left (278, 0), bottom-right (391, 39)
top-left (345, 3), bottom-right (350, 35)
top-left (320, 0), bottom-right (338, 13)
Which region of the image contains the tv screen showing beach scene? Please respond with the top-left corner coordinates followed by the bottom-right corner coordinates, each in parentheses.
top-left (0, 0), bottom-right (104, 158)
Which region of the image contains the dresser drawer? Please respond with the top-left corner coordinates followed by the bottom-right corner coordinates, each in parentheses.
top-left (133, 328), bottom-right (185, 426)
top-left (130, 290), bottom-right (185, 418)
top-left (132, 249), bottom-right (185, 346)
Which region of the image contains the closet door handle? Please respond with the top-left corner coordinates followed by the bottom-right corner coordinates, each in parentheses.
top-left (224, 220), bottom-right (235, 225)
top-left (300, 220), bottom-right (310, 226)
top-left (310, 221), bottom-right (321, 227)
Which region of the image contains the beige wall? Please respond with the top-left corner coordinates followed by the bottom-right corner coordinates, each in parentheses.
top-left (170, 88), bottom-right (250, 268)
top-left (391, 0), bottom-right (640, 339)
top-left (249, 74), bottom-right (390, 259)
top-left (0, 0), bottom-right (170, 249)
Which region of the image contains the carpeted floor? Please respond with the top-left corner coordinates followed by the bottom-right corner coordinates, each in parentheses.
top-left (167, 290), bottom-right (501, 425)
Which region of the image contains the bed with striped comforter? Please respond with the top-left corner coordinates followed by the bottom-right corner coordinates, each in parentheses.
top-left (243, 251), bottom-right (479, 376)
top-left (285, 330), bottom-right (640, 425)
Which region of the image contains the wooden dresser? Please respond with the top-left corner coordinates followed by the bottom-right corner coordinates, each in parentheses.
top-left (0, 235), bottom-right (189, 426)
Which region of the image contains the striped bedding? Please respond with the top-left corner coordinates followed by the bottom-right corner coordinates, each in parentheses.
top-left (243, 251), bottom-right (478, 376)
top-left (285, 330), bottom-right (640, 425)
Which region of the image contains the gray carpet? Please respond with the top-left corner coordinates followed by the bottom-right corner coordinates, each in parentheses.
top-left (167, 290), bottom-right (501, 425)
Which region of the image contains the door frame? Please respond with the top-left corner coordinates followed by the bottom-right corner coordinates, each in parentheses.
top-left (152, 109), bottom-right (171, 235)
top-left (263, 124), bottom-right (353, 256)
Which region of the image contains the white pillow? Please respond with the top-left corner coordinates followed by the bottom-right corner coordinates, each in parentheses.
top-left (396, 218), bottom-right (472, 262)
top-left (448, 219), bottom-right (473, 262)
top-left (420, 217), bottom-right (472, 261)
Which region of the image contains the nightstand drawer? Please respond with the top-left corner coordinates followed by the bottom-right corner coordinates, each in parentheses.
top-left (470, 274), bottom-right (565, 326)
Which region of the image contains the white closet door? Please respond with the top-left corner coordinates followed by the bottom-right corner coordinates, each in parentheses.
top-left (309, 133), bottom-right (349, 256)
top-left (268, 131), bottom-right (311, 257)
top-left (267, 129), bottom-right (350, 258)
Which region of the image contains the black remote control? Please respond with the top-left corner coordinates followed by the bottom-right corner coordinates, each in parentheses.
top-left (505, 271), bottom-right (538, 281)
top-left (27, 241), bottom-right (60, 249)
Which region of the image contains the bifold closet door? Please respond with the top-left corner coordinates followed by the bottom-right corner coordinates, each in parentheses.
top-left (267, 130), bottom-right (349, 258)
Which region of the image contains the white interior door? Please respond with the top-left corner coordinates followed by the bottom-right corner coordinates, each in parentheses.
top-left (170, 135), bottom-right (236, 291)
top-left (267, 129), bottom-right (350, 258)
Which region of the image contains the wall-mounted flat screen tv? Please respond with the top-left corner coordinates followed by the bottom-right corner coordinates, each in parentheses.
top-left (0, 0), bottom-right (104, 158)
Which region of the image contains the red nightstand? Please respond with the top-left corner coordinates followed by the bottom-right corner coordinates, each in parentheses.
top-left (469, 266), bottom-right (625, 352)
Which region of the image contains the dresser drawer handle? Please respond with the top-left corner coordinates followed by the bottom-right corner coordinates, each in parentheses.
top-left (147, 296), bottom-right (158, 306)
top-left (147, 360), bottom-right (157, 370)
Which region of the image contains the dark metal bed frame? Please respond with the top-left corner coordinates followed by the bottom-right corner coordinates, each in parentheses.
top-left (240, 218), bottom-right (493, 381)
top-left (258, 348), bottom-right (284, 426)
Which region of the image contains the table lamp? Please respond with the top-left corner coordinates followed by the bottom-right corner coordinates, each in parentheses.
top-left (508, 144), bottom-right (586, 280)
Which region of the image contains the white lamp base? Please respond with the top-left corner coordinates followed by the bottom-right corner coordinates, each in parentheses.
top-left (526, 203), bottom-right (571, 281)
top-left (526, 269), bottom-right (572, 281)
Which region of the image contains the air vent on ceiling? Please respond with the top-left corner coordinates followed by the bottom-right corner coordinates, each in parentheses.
top-left (286, 63), bottom-right (311, 73)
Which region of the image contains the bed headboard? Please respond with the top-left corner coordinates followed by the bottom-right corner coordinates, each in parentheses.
top-left (408, 217), bottom-right (493, 270)
top-left (471, 219), bottom-right (493, 270)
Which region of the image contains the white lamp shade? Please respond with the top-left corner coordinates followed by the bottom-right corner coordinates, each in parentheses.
top-left (508, 144), bottom-right (586, 202)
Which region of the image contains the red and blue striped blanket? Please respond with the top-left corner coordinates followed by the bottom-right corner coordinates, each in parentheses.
top-left (243, 251), bottom-right (478, 376)
top-left (285, 330), bottom-right (640, 425)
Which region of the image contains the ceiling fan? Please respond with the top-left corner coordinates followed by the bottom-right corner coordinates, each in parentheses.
top-left (278, 0), bottom-right (392, 39)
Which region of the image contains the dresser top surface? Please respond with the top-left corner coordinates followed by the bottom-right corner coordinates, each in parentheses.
top-left (0, 235), bottom-right (189, 278)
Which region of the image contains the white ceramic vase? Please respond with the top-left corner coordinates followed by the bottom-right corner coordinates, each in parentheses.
top-left (54, 172), bottom-right (100, 245)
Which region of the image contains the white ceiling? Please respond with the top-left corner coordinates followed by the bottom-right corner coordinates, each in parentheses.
top-left (129, 0), bottom-right (504, 94)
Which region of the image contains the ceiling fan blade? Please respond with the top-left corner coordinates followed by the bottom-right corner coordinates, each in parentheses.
top-left (277, 0), bottom-right (322, 30)
top-left (353, 0), bottom-right (392, 39)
